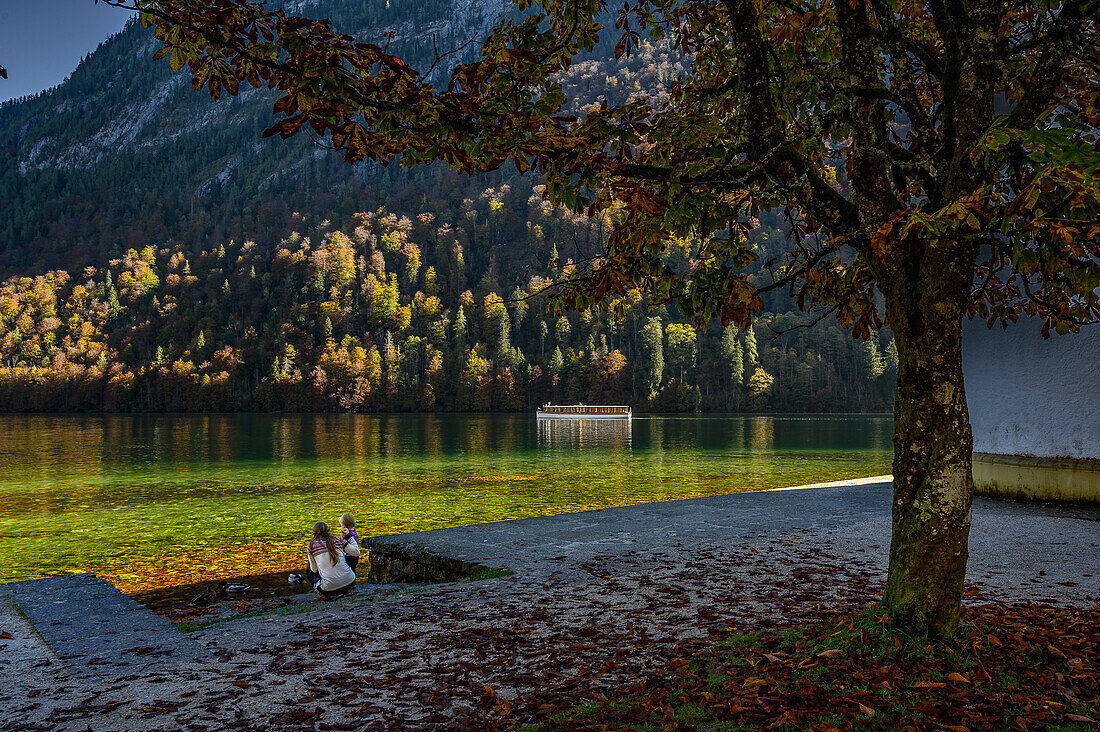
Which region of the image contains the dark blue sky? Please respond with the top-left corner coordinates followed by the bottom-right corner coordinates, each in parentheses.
top-left (0, 1), bottom-right (135, 103)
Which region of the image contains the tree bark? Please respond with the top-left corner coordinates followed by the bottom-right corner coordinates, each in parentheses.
top-left (882, 276), bottom-right (974, 637)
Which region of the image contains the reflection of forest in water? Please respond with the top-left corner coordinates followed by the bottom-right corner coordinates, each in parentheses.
top-left (0, 414), bottom-right (892, 592)
top-left (536, 413), bottom-right (893, 456)
top-left (538, 417), bottom-right (633, 450)
top-left (0, 413), bottom-right (891, 472)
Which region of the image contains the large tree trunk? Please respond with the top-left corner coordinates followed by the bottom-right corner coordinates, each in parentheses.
top-left (882, 288), bottom-right (974, 637)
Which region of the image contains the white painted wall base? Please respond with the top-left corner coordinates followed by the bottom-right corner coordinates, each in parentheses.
top-left (963, 317), bottom-right (1099, 503)
top-left (973, 452), bottom-right (1099, 503)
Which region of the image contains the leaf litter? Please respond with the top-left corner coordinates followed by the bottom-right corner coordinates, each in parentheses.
top-left (0, 529), bottom-right (1095, 730)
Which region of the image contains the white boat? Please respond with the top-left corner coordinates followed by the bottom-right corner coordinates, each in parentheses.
top-left (536, 404), bottom-right (632, 420)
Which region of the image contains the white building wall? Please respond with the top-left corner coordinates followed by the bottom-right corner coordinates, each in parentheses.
top-left (962, 317), bottom-right (1100, 460)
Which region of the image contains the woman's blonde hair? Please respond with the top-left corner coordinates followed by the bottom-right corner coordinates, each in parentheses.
top-left (313, 521), bottom-right (339, 564)
top-left (340, 513), bottom-right (355, 529)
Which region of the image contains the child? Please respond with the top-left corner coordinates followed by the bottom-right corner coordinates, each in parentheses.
top-left (339, 513), bottom-right (360, 571)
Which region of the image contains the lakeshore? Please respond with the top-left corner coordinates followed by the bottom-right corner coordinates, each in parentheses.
top-left (1, 478), bottom-right (1096, 730)
top-left (0, 413), bottom-right (894, 595)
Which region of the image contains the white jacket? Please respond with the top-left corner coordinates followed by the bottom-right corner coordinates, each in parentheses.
top-left (306, 536), bottom-right (360, 591)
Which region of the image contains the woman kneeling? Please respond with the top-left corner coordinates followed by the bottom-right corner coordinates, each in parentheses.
top-left (305, 521), bottom-right (359, 599)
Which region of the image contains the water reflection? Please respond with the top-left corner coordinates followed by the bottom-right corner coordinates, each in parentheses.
top-left (537, 417), bottom-right (633, 450)
top-left (749, 416), bottom-right (775, 452)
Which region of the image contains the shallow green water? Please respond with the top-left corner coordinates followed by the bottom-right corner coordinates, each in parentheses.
top-left (0, 414), bottom-right (892, 592)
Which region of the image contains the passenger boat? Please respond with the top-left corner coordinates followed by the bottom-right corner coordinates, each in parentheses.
top-left (536, 404), bottom-right (632, 420)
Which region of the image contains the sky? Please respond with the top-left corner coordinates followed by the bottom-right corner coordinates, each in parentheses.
top-left (0, 0), bottom-right (135, 103)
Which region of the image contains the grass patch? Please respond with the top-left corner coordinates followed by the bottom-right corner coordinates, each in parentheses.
top-left (465, 567), bottom-right (514, 582)
top-left (173, 585), bottom-right (428, 632)
top-left (539, 603), bottom-right (1099, 730)
top-left (172, 567), bottom-right (512, 632)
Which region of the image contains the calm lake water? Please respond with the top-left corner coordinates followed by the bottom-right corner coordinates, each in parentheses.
top-left (0, 414), bottom-right (892, 594)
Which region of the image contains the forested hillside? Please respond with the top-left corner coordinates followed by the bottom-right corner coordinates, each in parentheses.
top-left (0, 0), bottom-right (897, 413)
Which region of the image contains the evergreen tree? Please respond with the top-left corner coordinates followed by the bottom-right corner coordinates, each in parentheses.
top-left (719, 324), bottom-right (744, 387)
top-left (453, 305), bottom-right (467, 354)
top-left (640, 316), bottom-right (664, 397)
top-left (862, 335), bottom-right (885, 380)
top-left (548, 346), bottom-right (563, 374)
top-left (492, 306), bottom-right (510, 357)
top-left (664, 323), bottom-right (697, 382)
top-left (742, 324), bottom-right (758, 382)
top-left (281, 343), bottom-right (297, 376)
top-left (537, 320), bottom-right (548, 358)
top-left (555, 315), bottom-right (570, 345)
top-left (508, 287), bottom-right (527, 333)
top-left (427, 317), bottom-right (447, 349)
top-left (106, 277), bottom-right (120, 321)
top-left (423, 267), bottom-right (439, 296)
top-left (885, 337), bottom-right (899, 376)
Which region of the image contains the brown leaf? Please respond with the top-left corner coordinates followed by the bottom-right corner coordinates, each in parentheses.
top-left (857, 702), bottom-right (875, 717)
top-left (1065, 714), bottom-right (1097, 723)
top-left (816, 649), bottom-right (843, 659)
top-left (0, 631), bottom-right (13, 639)
top-left (946, 672), bottom-right (970, 684)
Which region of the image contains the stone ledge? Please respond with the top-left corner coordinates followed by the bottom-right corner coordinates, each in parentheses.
top-left (973, 451), bottom-right (1099, 503)
top-left (364, 537), bottom-right (493, 583)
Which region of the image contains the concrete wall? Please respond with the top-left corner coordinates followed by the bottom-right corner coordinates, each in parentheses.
top-left (962, 317), bottom-right (1099, 502)
top-left (971, 452), bottom-right (1100, 503)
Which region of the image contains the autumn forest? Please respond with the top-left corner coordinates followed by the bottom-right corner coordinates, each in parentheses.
top-left (0, 174), bottom-right (898, 413)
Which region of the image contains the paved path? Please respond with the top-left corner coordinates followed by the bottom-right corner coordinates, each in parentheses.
top-left (0, 574), bottom-right (208, 679)
top-left (369, 477), bottom-right (1099, 603)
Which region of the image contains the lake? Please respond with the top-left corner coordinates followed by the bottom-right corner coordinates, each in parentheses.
top-left (0, 414), bottom-right (892, 595)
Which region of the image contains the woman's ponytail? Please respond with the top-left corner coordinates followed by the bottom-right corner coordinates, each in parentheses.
top-left (313, 522), bottom-right (339, 564)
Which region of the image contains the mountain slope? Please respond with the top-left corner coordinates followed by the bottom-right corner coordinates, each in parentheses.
top-left (0, 0), bottom-right (509, 274)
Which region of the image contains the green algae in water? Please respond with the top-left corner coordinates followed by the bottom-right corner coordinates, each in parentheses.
top-left (0, 414), bottom-right (892, 593)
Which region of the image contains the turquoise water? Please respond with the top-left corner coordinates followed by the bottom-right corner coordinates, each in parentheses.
top-left (0, 413), bottom-right (892, 593)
